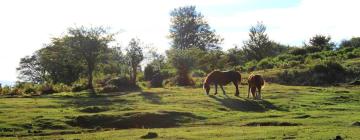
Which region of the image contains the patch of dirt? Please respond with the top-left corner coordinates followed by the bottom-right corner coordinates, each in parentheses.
top-left (79, 106), bottom-right (110, 113)
top-left (244, 121), bottom-right (300, 126)
top-left (66, 111), bottom-right (206, 129)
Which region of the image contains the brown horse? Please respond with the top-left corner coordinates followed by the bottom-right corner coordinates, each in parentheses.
top-left (203, 70), bottom-right (241, 96)
top-left (247, 74), bottom-right (265, 99)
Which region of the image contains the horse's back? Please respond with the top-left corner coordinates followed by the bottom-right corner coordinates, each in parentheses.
top-left (248, 74), bottom-right (264, 86)
top-left (210, 70), bottom-right (241, 84)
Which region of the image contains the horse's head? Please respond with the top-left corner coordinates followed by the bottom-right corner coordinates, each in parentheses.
top-left (203, 81), bottom-right (210, 95)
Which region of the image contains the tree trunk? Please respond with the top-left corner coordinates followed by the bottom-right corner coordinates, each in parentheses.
top-left (132, 65), bottom-right (137, 85)
top-left (87, 63), bottom-right (94, 93)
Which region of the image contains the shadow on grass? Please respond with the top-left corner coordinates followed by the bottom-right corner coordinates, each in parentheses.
top-left (54, 91), bottom-right (140, 108)
top-left (139, 92), bottom-right (162, 104)
top-left (209, 95), bottom-right (284, 112)
top-left (67, 111), bottom-right (206, 129)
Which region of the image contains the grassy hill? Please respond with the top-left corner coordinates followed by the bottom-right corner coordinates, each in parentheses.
top-left (1, 83), bottom-right (360, 139)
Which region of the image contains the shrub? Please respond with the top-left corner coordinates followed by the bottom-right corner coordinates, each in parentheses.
top-left (144, 65), bottom-right (156, 81)
top-left (53, 83), bottom-right (71, 93)
top-left (257, 58), bottom-right (274, 69)
top-left (150, 74), bottom-right (163, 87)
top-left (244, 60), bottom-right (258, 72)
top-left (289, 48), bottom-right (307, 55)
top-left (192, 70), bottom-right (206, 77)
top-left (39, 84), bottom-right (57, 94)
top-left (101, 85), bottom-right (120, 93)
top-left (72, 84), bottom-right (87, 92)
top-left (0, 86), bottom-right (11, 95)
top-left (106, 76), bottom-right (132, 87)
top-left (99, 76), bottom-right (138, 93)
top-left (305, 46), bottom-right (323, 53)
top-left (278, 61), bottom-right (346, 85)
top-left (24, 87), bottom-right (37, 95)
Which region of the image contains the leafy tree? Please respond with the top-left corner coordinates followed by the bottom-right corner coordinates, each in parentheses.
top-left (198, 49), bottom-right (228, 72)
top-left (242, 22), bottom-right (286, 61)
top-left (98, 46), bottom-right (129, 77)
top-left (17, 53), bottom-right (46, 83)
top-left (65, 26), bottom-right (114, 90)
top-left (126, 38), bottom-right (144, 84)
top-left (167, 48), bottom-right (198, 86)
top-left (144, 64), bottom-right (155, 81)
top-left (308, 34), bottom-right (334, 51)
top-left (340, 37), bottom-right (360, 48)
top-left (169, 6), bottom-right (223, 51)
top-left (226, 46), bottom-right (247, 67)
top-left (38, 39), bottom-right (83, 85)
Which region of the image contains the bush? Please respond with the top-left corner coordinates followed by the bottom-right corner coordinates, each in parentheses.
top-left (106, 76), bottom-right (132, 87)
top-left (24, 87), bottom-right (37, 95)
top-left (101, 85), bottom-right (120, 93)
top-left (192, 70), bottom-right (206, 77)
top-left (305, 46), bottom-right (323, 53)
top-left (150, 74), bottom-right (164, 87)
top-left (99, 76), bottom-right (138, 93)
top-left (39, 84), bottom-right (57, 94)
top-left (53, 83), bottom-right (71, 93)
top-left (72, 84), bottom-right (87, 92)
top-left (289, 48), bottom-right (307, 55)
top-left (257, 58), bottom-right (274, 69)
top-left (278, 61), bottom-right (347, 85)
top-left (0, 86), bottom-right (11, 95)
top-left (144, 65), bottom-right (156, 81)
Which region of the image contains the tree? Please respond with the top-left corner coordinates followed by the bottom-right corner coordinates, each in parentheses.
top-left (126, 38), bottom-right (144, 84)
top-left (65, 26), bottom-right (114, 91)
top-left (308, 34), bottom-right (334, 51)
top-left (169, 6), bottom-right (223, 51)
top-left (242, 22), bottom-right (285, 61)
top-left (226, 46), bottom-right (247, 68)
top-left (38, 39), bottom-right (83, 85)
top-left (167, 48), bottom-right (198, 86)
top-left (340, 37), bottom-right (360, 48)
top-left (17, 53), bottom-right (46, 83)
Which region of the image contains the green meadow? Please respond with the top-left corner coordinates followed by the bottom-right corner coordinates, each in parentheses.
top-left (1, 82), bottom-right (360, 140)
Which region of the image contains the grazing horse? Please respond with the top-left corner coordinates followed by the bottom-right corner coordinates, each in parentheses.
top-left (203, 70), bottom-right (241, 96)
top-left (247, 74), bottom-right (265, 99)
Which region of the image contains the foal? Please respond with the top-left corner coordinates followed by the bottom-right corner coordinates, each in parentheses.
top-left (247, 74), bottom-right (265, 99)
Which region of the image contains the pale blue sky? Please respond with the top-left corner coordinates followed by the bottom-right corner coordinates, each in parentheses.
top-left (0, 0), bottom-right (359, 84)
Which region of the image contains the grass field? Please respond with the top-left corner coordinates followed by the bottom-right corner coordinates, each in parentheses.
top-left (1, 83), bottom-right (360, 140)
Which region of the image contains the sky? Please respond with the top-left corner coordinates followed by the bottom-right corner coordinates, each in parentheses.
top-left (1, 0), bottom-right (360, 84)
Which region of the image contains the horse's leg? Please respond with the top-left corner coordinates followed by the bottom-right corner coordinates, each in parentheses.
top-left (214, 84), bottom-right (218, 95)
top-left (251, 87), bottom-right (257, 100)
top-left (233, 81), bottom-right (239, 96)
top-left (220, 85), bottom-right (226, 95)
top-left (257, 86), bottom-right (262, 99)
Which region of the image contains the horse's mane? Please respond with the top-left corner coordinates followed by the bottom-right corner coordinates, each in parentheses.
top-left (203, 71), bottom-right (214, 85)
